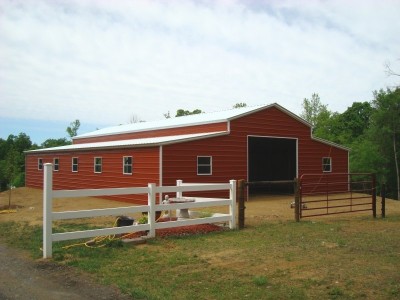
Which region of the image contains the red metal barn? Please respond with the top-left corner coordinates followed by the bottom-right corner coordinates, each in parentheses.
top-left (25, 103), bottom-right (349, 203)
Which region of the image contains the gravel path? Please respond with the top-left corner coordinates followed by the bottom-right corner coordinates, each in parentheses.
top-left (0, 243), bottom-right (133, 300)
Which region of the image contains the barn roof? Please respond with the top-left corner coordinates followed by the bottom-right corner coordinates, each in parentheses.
top-left (74, 103), bottom-right (311, 140)
top-left (26, 131), bottom-right (228, 153)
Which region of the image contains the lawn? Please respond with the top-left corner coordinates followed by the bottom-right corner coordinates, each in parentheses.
top-left (1, 215), bottom-right (399, 299)
top-left (1, 188), bottom-right (399, 299)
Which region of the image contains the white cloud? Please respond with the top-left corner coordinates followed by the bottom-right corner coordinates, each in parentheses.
top-left (0, 0), bottom-right (399, 129)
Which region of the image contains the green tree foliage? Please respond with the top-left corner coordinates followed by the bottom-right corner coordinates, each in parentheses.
top-left (41, 138), bottom-right (71, 148)
top-left (175, 109), bottom-right (203, 117)
top-left (0, 120), bottom-right (84, 191)
top-left (314, 102), bottom-right (373, 145)
top-left (300, 93), bottom-right (331, 131)
top-left (341, 102), bottom-right (373, 139)
top-left (0, 133), bottom-right (32, 191)
top-left (4, 146), bottom-right (19, 207)
top-left (233, 102), bottom-right (247, 108)
top-left (308, 90), bottom-right (399, 199)
top-left (370, 88), bottom-right (400, 199)
top-left (164, 109), bottom-right (203, 118)
top-left (66, 119), bottom-right (81, 138)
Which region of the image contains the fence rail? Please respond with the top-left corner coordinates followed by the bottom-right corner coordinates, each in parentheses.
top-left (43, 164), bottom-right (236, 258)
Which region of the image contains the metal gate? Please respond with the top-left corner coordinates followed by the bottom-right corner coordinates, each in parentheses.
top-left (297, 173), bottom-right (376, 219)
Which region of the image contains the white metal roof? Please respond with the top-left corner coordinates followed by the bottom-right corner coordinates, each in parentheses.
top-left (26, 131), bottom-right (228, 153)
top-left (74, 103), bottom-right (286, 140)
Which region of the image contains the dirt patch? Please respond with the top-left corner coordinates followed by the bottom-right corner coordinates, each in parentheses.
top-left (245, 193), bottom-right (400, 225)
top-left (0, 243), bottom-right (132, 300)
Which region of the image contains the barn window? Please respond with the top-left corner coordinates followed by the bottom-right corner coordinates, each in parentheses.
top-left (38, 158), bottom-right (43, 170)
top-left (72, 157), bottom-right (78, 172)
top-left (197, 156), bottom-right (212, 175)
top-left (53, 158), bottom-right (59, 171)
top-left (123, 156), bottom-right (133, 174)
top-left (94, 157), bottom-right (102, 173)
top-left (322, 157), bottom-right (332, 172)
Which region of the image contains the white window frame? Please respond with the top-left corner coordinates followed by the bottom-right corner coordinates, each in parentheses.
top-left (94, 157), bottom-right (102, 173)
top-left (197, 156), bottom-right (212, 175)
top-left (38, 158), bottom-right (43, 170)
top-left (322, 157), bottom-right (332, 173)
top-left (53, 158), bottom-right (59, 172)
top-left (123, 156), bottom-right (133, 175)
top-left (72, 157), bottom-right (78, 172)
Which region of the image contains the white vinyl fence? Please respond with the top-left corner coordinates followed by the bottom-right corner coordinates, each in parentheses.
top-left (43, 163), bottom-right (236, 258)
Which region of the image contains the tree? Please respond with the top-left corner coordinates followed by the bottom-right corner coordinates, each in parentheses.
top-left (1, 133), bottom-right (32, 189)
top-left (370, 88), bottom-right (400, 200)
top-left (129, 114), bottom-right (144, 123)
top-left (316, 102), bottom-right (373, 145)
top-left (41, 138), bottom-right (71, 148)
top-left (300, 93), bottom-right (331, 132)
top-left (384, 60), bottom-right (400, 78)
top-left (175, 109), bottom-right (203, 117)
top-left (4, 146), bottom-right (19, 209)
top-left (340, 102), bottom-right (373, 140)
top-left (66, 119), bottom-right (81, 138)
top-left (233, 102), bottom-right (247, 108)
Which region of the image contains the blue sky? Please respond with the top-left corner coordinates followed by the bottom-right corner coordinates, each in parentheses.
top-left (1, 0), bottom-right (399, 145)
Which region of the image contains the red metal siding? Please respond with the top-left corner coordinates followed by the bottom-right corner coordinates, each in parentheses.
top-left (162, 106), bottom-right (348, 196)
top-left (26, 147), bottom-right (160, 204)
top-left (26, 105), bottom-right (349, 203)
top-left (74, 122), bottom-right (228, 144)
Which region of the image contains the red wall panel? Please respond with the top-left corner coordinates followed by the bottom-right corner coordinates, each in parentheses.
top-left (26, 147), bottom-right (160, 204)
top-left (161, 106), bottom-right (349, 198)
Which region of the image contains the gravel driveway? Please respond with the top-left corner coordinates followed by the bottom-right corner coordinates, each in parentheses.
top-left (0, 243), bottom-right (132, 300)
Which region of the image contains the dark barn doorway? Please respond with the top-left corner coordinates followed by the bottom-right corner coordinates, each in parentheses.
top-left (248, 136), bottom-right (297, 195)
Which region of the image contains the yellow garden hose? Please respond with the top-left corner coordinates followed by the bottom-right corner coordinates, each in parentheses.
top-left (62, 213), bottom-right (166, 250)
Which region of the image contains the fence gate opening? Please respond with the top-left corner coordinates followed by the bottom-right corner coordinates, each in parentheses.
top-left (297, 173), bottom-right (376, 219)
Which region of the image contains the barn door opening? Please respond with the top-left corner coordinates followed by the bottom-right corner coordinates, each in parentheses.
top-left (248, 136), bottom-right (297, 195)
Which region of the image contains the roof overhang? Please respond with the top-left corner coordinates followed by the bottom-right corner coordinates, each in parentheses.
top-left (312, 136), bottom-right (351, 151)
top-left (26, 131), bottom-right (229, 154)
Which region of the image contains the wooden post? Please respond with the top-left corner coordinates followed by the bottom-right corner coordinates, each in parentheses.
top-left (237, 179), bottom-right (245, 229)
top-left (294, 178), bottom-right (300, 222)
top-left (381, 183), bottom-right (386, 218)
top-left (372, 174), bottom-right (377, 218)
top-left (43, 163), bottom-right (53, 259)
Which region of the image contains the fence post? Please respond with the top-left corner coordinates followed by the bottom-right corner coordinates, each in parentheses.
top-left (43, 163), bottom-right (53, 259)
top-left (176, 180), bottom-right (183, 218)
top-left (176, 179), bottom-right (182, 198)
top-left (237, 179), bottom-right (245, 229)
top-left (372, 174), bottom-right (377, 218)
top-left (294, 178), bottom-right (300, 222)
top-left (381, 183), bottom-right (386, 218)
top-left (148, 183), bottom-right (156, 238)
top-left (229, 180), bottom-right (237, 229)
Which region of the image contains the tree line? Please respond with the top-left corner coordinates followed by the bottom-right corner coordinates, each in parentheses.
top-left (0, 120), bottom-right (80, 192)
top-left (301, 88), bottom-right (399, 200)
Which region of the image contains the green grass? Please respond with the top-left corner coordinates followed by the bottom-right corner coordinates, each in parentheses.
top-left (1, 216), bottom-right (400, 299)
